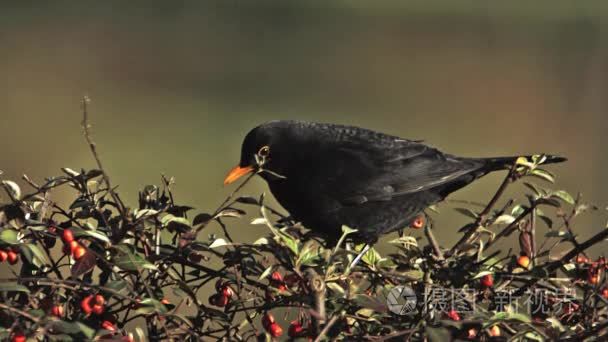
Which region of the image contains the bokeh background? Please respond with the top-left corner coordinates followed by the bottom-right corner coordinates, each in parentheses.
top-left (2, 1), bottom-right (607, 256)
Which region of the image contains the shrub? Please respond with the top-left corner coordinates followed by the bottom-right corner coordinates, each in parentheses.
top-left (0, 99), bottom-right (606, 341)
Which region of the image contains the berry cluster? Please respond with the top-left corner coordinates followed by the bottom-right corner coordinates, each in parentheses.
top-left (0, 248), bottom-right (19, 265)
top-left (208, 280), bottom-right (235, 307)
top-left (61, 229), bottom-right (86, 260)
top-left (80, 294), bottom-right (105, 315)
top-left (262, 312), bottom-right (283, 338)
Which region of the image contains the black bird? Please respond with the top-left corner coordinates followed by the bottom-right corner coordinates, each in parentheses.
top-left (225, 120), bottom-right (565, 245)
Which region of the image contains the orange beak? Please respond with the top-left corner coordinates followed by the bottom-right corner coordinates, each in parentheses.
top-left (223, 165), bottom-right (254, 185)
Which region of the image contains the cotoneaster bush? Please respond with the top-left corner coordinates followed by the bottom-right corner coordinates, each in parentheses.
top-left (0, 99), bottom-right (607, 341)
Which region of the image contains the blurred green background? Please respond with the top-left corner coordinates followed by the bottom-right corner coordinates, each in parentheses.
top-left (1, 1), bottom-right (607, 254)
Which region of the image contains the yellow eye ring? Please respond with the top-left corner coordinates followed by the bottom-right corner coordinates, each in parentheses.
top-left (258, 145), bottom-right (270, 157)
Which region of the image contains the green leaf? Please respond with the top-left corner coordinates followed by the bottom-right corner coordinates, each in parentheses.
top-left (136, 298), bottom-right (168, 315)
top-left (545, 230), bottom-right (573, 240)
top-left (75, 322), bottom-right (96, 339)
top-left (0, 229), bottom-right (19, 245)
top-left (352, 294), bottom-right (387, 313)
top-left (536, 197), bottom-right (561, 207)
top-left (326, 282), bottom-right (345, 297)
top-left (529, 169), bottom-right (555, 183)
top-left (135, 209), bottom-right (158, 219)
top-left (71, 227), bottom-right (110, 244)
top-left (511, 205), bottom-right (527, 217)
top-left (166, 217), bottom-right (192, 233)
top-left (472, 270), bottom-right (493, 279)
top-left (0, 283), bottom-right (30, 293)
top-left (259, 206), bottom-right (299, 255)
top-left (61, 167), bottom-right (81, 177)
top-left (192, 213), bottom-right (213, 226)
top-left (454, 207), bottom-right (478, 219)
top-left (235, 196), bottom-right (259, 205)
top-left (22, 243), bottom-right (49, 267)
top-left (113, 248), bottom-right (157, 272)
top-left (552, 190), bottom-right (575, 205)
top-left (253, 237), bottom-right (269, 245)
top-left (215, 208), bottom-right (246, 219)
top-left (258, 265), bottom-right (274, 280)
top-left (1, 180), bottom-right (21, 200)
top-left (493, 215), bottom-right (515, 225)
top-left (484, 312), bottom-right (531, 328)
top-left (250, 217), bottom-right (267, 225)
top-left (360, 245), bottom-right (382, 267)
top-left (209, 238), bottom-right (229, 249)
top-left (546, 317), bottom-right (566, 333)
top-left (389, 236), bottom-right (418, 248)
top-left (106, 279), bottom-right (128, 292)
top-left (426, 326), bottom-right (451, 342)
top-left (523, 182), bottom-right (545, 196)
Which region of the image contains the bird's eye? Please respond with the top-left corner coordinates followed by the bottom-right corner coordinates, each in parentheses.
top-left (258, 145), bottom-right (270, 157)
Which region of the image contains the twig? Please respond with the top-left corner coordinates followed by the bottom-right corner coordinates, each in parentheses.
top-left (449, 163), bottom-right (517, 255)
top-left (80, 96), bottom-right (127, 219)
top-left (424, 220), bottom-right (444, 261)
top-left (514, 225), bottom-right (608, 297)
top-left (313, 315), bottom-right (339, 342)
top-left (0, 303), bottom-right (40, 323)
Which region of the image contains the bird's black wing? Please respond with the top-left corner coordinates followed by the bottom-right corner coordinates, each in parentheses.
top-left (305, 135), bottom-right (484, 206)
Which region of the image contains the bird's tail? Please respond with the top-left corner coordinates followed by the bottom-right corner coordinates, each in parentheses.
top-left (481, 154), bottom-right (567, 172)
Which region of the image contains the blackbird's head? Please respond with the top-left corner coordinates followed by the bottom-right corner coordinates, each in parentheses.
top-left (224, 121), bottom-right (297, 185)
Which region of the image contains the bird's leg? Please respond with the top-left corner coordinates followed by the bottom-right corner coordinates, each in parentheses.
top-left (346, 244), bottom-right (371, 273)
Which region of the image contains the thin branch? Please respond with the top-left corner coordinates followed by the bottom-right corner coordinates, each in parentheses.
top-left (449, 163), bottom-right (517, 255)
top-left (80, 96), bottom-right (127, 219)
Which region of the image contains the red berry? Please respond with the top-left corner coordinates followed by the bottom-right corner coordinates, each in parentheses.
top-left (81, 295), bottom-right (94, 314)
top-left (11, 333), bottom-right (26, 342)
top-left (270, 271), bottom-right (283, 283)
top-left (288, 321), bottom-right (305, 337)
top-left (576, 254), bottom-right (589, 264)
top-left (446, 309), bottom-right (461, 321)
top-left (161, 298), bottom-right (170, 305)
top-left (73, 245), bottom-right (86, 260)
top-left (0, 250), bottom-right (8, 262)
top-left (517, 255), bottom-right (530, 269)
top-left (489, 325), bottom-right (501, 337)
top-left (480, 274), bottom-right (494, 288)
top-left (69, 240), bottom-right (79, 253)
top-left (92, 304), bottom-right (104, 315)
top-left (467, 328), bottom-right (477, 339)
top-left (51, 305), bottom-right (64, 317)
top-left (267, 322), bottom-right (283, 337)
top-left (221, 285), bottom-right (234, 298)
top-left (62, 229), bottom-right (74, 243)
top-left (588, 266), bottom-right (602, 285)
top-left (602, 287), bottom-right (608, 299)
top-left (7, 250), bottom-right (18, 265)
top-left (410, 215), bottom-right (425, 229)
top-left (208, 293), bottom-right (229, 307)
top-left (101, 320), bottom-right (116, 331)
top-left (95, 294), bottom-right (105, 306)
top-left (262, 312), bottom-right (275, 329)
